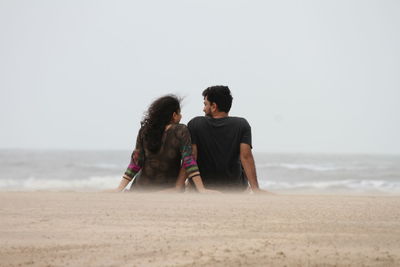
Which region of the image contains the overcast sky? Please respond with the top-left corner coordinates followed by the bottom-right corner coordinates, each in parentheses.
top-left (1, 0), bottom-right (399, 154)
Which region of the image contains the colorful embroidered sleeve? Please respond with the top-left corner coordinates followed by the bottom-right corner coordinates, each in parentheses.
top-left (124, 129), bottom-right (145, 180)
top-left (178, 125), bottom-right (199, 176)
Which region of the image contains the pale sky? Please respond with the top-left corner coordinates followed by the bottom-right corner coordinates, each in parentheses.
top-left (1, 0), bottom-right (399, 154)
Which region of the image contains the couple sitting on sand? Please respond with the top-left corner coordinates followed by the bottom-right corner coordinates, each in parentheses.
top-left (114, 85), bottom-right (265, 193)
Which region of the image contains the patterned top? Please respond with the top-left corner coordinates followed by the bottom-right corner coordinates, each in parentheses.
top-left (124, 124), bottom-right (199, 190)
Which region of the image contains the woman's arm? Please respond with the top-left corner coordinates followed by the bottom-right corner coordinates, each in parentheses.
top-left (115, 175), bottom-right (132, 192)
top-left (114, 130), bottom-right (144, 192)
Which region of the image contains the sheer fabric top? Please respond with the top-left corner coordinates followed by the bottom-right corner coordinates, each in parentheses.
top-left (124, 124), bottom-right (198, 191)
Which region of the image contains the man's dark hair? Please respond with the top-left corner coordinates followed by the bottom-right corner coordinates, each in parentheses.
top-left (202, 85), bottom-right (233, 113)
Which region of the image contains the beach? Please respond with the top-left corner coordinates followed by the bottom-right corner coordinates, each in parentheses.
top-left (1, 192), bottom-right (399, 266)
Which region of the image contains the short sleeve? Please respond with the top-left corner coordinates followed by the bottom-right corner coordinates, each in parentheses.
top-left (240, 119), bottom-right (252, 148)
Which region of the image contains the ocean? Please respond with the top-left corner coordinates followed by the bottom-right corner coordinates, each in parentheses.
top-left (1, 150), bottom-right (399, 194)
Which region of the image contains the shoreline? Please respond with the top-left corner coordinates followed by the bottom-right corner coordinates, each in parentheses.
top-left (1, 192), bottom-right (399, 266)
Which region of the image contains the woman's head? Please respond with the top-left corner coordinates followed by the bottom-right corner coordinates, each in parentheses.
top-left (141, 95), bottom-right (182, 152)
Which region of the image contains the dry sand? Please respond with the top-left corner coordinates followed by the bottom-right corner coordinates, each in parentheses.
top-left (0, 192), bottom-right (400, 267)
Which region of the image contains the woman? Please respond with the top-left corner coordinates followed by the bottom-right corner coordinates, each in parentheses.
top-left (115, 95), bottom-right (212, 193)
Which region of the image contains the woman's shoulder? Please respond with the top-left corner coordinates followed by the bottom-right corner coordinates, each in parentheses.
top-left (170, 123), bottom-right (190, 138)
top-left (171, 123), bottom-right (189, 131)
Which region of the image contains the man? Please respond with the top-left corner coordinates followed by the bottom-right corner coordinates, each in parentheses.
top-left (187, 85), bottom-right (265, 193)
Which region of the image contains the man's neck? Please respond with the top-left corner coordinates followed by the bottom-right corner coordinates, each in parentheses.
top-left (212, 112), bottom-right (229, 119)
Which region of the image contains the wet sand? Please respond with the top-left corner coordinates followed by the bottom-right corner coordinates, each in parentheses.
top-left (0, 192), bottom-right (400, 266)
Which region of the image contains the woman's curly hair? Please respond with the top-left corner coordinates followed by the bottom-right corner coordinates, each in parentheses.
top-left (141, 95), bottom-right (181, 153)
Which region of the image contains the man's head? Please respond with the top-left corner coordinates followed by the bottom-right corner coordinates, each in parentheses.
top-left (202, 86), bottom-right (233, 117)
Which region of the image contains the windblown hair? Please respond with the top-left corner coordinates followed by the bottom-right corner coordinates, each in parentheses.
top-left (141, 95), bottom-right (181, 153)
top-left (202, 85), bottom-right (233, 113)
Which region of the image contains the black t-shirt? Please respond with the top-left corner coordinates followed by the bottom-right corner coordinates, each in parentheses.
top-left (187, 116), bottom-right (252, 190)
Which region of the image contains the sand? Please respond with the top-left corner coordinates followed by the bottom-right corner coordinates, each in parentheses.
top-left (0, 192), bottom-right (400, 267)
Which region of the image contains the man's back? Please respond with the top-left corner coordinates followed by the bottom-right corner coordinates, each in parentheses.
top-left (188, 116), bottom-right (251, 190)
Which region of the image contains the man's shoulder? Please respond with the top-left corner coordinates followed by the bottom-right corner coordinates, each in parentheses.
top-left (188, 116), bottom-right (207, 127)
top-left (188, 116), bottom-right (250, 128)
top-left (228, 116), bottom-right (246, 121)
top-left (228, 116), bottom-right (250, 125)
top-left (188, 116), bottom-right (206, 123)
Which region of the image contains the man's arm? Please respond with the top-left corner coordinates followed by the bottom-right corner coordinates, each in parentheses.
top-left (240, 143), bottom-right (265, 193)
top-left (192, 144), bottom-right (198, 160)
